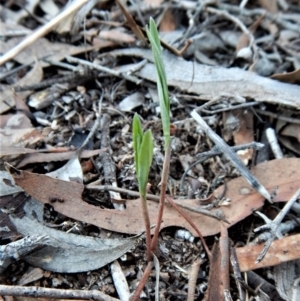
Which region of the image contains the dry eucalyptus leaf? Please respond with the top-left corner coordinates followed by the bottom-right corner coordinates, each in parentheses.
top-left (118, 92), bottom-right (145, 112)
top-left (236, 14), bottom-right (265, 52)
top-left (99, 29), bottom-right (136, 44)
top-left (17, 148), bottom-right (105, 168)
top-left (258, 0), bottom-right (278, 13)
top-left (0, 21), bottom-right (31, 36)
top-left (47, 156), bottom-right (83, 183)
top-left (236, 235), bottom-right (300, 272)
top-left (7, 198), bottom-right (140, 273)
top-left (6, 158), bottom-right (300, 237)
top-left (18, 267), bottom-right (44, 286)
top-left (0, 171), bottom-right (23, 196)
top-left (273, 260), bottom-right (300, 301)
top-left (159, 9), bottom-right (176, 32)
top-left (0, 128), bottom-right (43, 152)
top-left (0, 0), bottom-right (40, 23)
top-left (0, 61), bottom-right (43, 114)
top-left (0, 37), bottom-right (94, 67)
top-left (271, 68), bottom-right (300, 84)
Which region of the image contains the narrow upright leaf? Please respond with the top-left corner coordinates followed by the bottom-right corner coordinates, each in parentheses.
top-left (138, 130), bottom-right (154, 198)
top-left (132, 114), bottom-right (143, 176)
top-left (146, 18), bottom-right (170, 149)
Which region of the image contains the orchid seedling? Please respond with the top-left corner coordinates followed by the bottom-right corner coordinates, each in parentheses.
top-left (132, 113), bottom-right (154, 261)
top-left (131, 18), bottom-right (172, 301)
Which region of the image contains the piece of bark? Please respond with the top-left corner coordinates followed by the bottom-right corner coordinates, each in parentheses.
top-left (111, 48), bottom-right (300, 109)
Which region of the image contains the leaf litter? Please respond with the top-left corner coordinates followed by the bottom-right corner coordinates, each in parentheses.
top-left (1, 0), bottom-right (300, 300)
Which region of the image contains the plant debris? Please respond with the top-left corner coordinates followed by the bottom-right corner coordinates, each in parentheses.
top-left (1, 0), bottom-right (300, 300)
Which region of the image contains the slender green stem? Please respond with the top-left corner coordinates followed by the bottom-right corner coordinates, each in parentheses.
top-left (150, 142), bottom-right (171, 252)
top-left (140, 196), bottom-right (152, 262)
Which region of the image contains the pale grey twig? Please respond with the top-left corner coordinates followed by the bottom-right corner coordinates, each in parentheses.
top-left (253, 217), bottom-right (300, 244)
top-left (265, 127), bottom-right (283, 159)
top-left (219, 3), bottom-right (300, 33)
top-left (0, 285), bottom-right (119, 301)
top-left (206, 6), bottom-right (258, 59)
top-left (255, 109), bottom-right (300, 125)
top-left (201, 101), bottom-right (260, 114)
top-left (65, 56), bottom-right (142, 84)
top-left (191, 110), bottom-right (272, 202)
top-left (0, 235), bottom-right (50, 273)
top-left (153, 253), bottom-right (160, 301)
top-left (78, 90), bottom-right (103, 153)
top-left (254, 188), bottom-right (300, 263)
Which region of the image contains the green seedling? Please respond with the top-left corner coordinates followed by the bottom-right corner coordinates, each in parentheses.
top-left (132, 114), bottom-right (154, 200)
top-left (131, 18), bottom-right (172, 301)
top-left (132, 113), bottom-right (153, 261)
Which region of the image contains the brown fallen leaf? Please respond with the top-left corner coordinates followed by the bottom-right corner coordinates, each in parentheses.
top-left (159, 9), bottom-right (176, 32)
top-left (0, 37), bottom-right (94, 68)
top-left (6, 158), bottom-right (300, 237)
top-left (236, 13), bottom-right (265, 51)
top-left (16, 149), bottom-right (105, 168)
top-left (236, 234), bottom-right (300, 272)
top-left (271, 68), bottom-right (300, 84)
top-left (0, 61), bottom-right (43, 114)
top-left (258, 0), bottom-right (278, 13)
top-left (99, 29), bottom-right (135, 44)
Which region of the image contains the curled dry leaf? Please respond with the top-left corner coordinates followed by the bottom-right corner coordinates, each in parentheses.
top-left (6, 158), bottom-right (300, 237)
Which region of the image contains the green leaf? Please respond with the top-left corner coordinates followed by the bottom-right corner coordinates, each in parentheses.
top-left (132, 114), bottom-right (143, 176)
top-left (137, 129), bottom-right (154, 198)
top-left (146, 17), bottom-right (170, 149)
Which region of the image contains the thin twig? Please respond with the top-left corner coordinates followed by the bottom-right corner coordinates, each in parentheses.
top-left (0, 0), bottom-right (90, 65)
top-left (254, 188), bottom-right (300, 263)
top-left (0, 285), bottom-right (119, 301)
top-left (201, 101), bottom-right (260, 114)
top-left (255, 109), bottom-right (300, 125)
top-left (219, 3), bottom-right (300, 33)
top-left (99, 114), bottom-right (124, 211)
top-left (65, 56), bottom-right (142, 84)
top-left (206, 6), bottom-right (257, 57)
top-left (265, 127), bottom-right (283, 159)
top-left (191, 110), bottom-right (272, 203)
